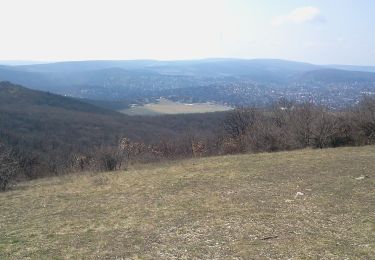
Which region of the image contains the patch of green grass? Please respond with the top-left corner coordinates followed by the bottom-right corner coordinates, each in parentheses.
top-left (120, 98), bottom-right (232, 115)
top-left (1, 146), bottom-right (374, 259)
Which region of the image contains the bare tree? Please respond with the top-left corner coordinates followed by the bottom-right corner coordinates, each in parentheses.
top-left (222, 107), bottom-right (259, 152)
top-left (311, 108), bottom-right (340, 148)
top-left (223, 107), bottom-right (258, 139)
top-left (0, 143), bottom-right (18, 191)
top-left (354, 95), bottom-right (375, 143)
top-left (272, 98), bottom-right (295, 128)
top-left (191, 140), bottom-right (207, 157)
top-left (292, 102), bottom-right (317, 147)
top-left (95, 147), bottom-right (122, 172)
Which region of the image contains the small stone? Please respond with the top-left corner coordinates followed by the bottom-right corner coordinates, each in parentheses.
top-left (294, 192), bottom-right (304, 198)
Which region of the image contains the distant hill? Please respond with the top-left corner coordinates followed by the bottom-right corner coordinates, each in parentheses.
top-left (17, 60), bottom-right (159, 73)
top-left (299, 69), bottom-right (375, 83)
top-left (0, 81), bottom-right (113, 114)
top-left (0, 59), bottom-right (374, 107)
top-left (0, 66), bottom-right (52, 90)
top-left (142, 59), bottom-right (320, 79)
top-left (15, 58), bottom-right (319, 75)
top-left (329, 64), bottom-right (375, 73)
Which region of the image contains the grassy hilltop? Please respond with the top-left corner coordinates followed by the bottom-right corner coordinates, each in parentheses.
top-left (1, 146), bottom-right (374, 259)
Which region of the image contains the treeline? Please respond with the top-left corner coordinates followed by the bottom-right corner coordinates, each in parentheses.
top-left (1, 96), bottom-right (375, 191)
top-left (97, 95), bottom-right (375, 165)
top-left (220, 97), bottom-right (375, 152)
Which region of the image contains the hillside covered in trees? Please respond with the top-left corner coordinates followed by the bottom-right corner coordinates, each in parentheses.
top-left (1, 81), bottom-right (374, 190)
top-left (0, 82), bottom-right (225, 181)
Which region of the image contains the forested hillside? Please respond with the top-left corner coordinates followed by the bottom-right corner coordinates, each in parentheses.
top-left (0, 82), bottom-right (225, 179)
top-left (1, 80), bottom-right (374, 188)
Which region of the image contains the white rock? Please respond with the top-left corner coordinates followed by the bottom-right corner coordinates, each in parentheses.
top-left (294, 192), bottom-right (304, 198)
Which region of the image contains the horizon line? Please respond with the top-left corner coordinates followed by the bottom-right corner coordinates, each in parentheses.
top-left (0, 58), bottom-right (375, 67)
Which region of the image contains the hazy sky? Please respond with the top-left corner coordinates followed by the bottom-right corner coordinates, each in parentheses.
top-left (0, 0), bottom-right (374, 65)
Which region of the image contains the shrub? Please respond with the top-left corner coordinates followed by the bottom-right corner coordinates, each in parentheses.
top-left (0, 143), bottom-right (18, 191)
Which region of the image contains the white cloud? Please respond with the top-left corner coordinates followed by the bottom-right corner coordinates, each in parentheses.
top-left (271, 6), bottom-right (324, 27)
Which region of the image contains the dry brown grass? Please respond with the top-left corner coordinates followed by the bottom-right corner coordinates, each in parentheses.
top-left (1, 146), bottom-right (374, 259)
top-left (120, 98), bottom-right (232, 115)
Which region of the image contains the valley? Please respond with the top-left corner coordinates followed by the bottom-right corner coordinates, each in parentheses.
top-left (1, 1), bottom-right (375, 259)
top-left (1, 59), bottom-right (375, 109)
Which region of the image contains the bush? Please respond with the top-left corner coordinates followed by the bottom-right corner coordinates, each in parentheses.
top-left (0, 143), bottom-right (18, 191)
top-left (354, 96), bottom-right (375, 144)
top-left (93, 148), bottom-right (124, 172)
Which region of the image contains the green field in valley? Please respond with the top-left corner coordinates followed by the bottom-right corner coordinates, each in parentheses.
top-left (120, 98), bottom-right (233, 116)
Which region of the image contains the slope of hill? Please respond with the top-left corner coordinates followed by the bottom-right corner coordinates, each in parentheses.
top-left (0, 82), bottom-right (228, 177)
top-left (0, 81), bottom-right (113, 114)
top-left (0, 146), bottom-right (374, 259)
top-left (299, 69), bottom-right (375, 83)
top-left (0, 81), bottom-right (152, 147)
top-left (330, 64), bottom-right (375, 73)
top-left (0, 81), bottom-right (225, 139)
top-left (0, 67), bottom-right (52, 90)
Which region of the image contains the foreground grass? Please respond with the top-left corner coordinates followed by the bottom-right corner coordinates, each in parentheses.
top-left (1, 147), bottom-right (374, 259)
